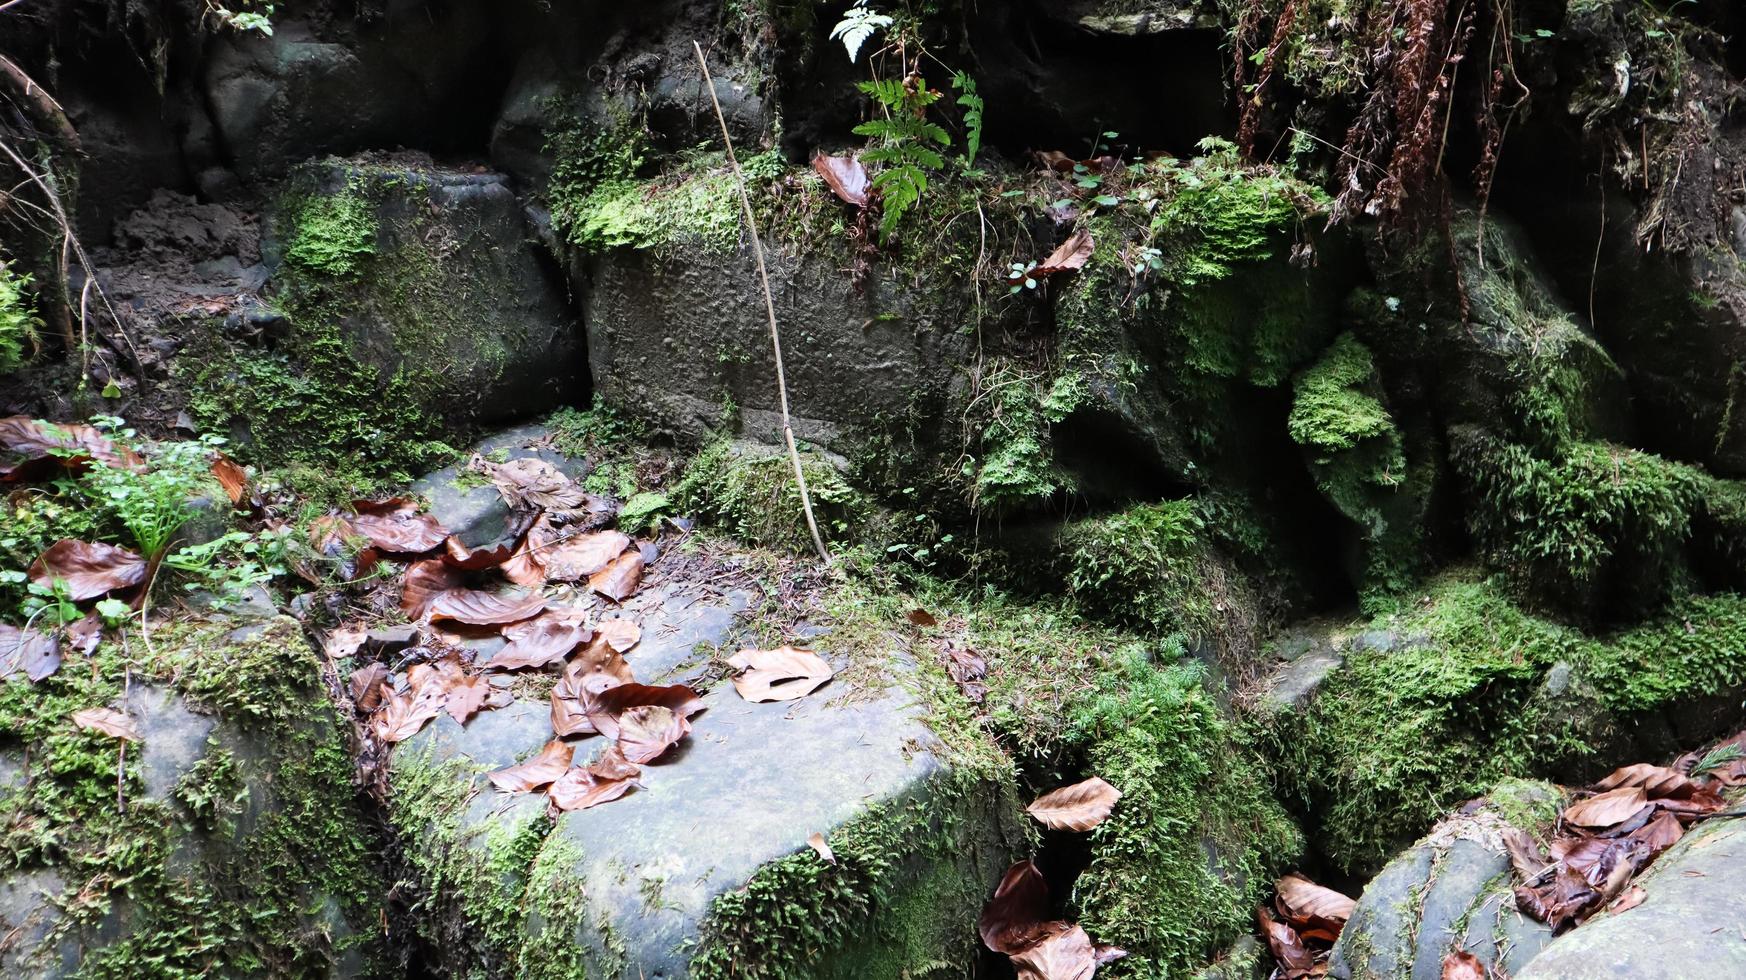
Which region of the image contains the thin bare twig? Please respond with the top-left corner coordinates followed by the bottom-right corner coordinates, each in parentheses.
top-left (692, 41), bottom-right (832, 566)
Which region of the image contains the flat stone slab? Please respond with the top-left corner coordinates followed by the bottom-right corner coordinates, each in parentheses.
top-left (1516, 804), bottom-right (1746, 979)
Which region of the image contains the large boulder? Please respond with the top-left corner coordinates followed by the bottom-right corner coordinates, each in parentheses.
top-left (382, 544), bottom-right (1024, 978)
top-left (0, 608), bottom-right (388, 977)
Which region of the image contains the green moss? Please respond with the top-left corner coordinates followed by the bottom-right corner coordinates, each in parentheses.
top-left (1069, 649), bottom-right (1302, 977)
top-left (0, 254), bottom-right (41, 375)
top-left (1450, 428), bottom-right (1698, 616)
top-left (1059, 501), bottom-right (1217, 636)
top-left (559, 172), bottom-right (742, 255)
top-left (283, 189), bottom-right (377, 278)
top-left (674, 440), bottom-right (871, 553)
top-left (1289, 333), bottom-right (1398, 455)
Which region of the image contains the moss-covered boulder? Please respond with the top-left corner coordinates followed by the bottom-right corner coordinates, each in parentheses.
top-left (191, 155), bottom-right (581, 481)
top-left (0, 609), bottom-right (387, 977)
top-left (381, 553), bottom-right (1025, 979)
top-left (1329, 780), bottom-right (1560, 980)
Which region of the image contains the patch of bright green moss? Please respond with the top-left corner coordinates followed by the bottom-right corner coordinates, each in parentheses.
top-left (1059, 500), bottom-right (1218, 636)
top-left (674, 440), bottom-right (871, 553)
top-left (283, 189), bottom-right (377, 278)
top-left (1070, 649), bottom-right (1302, 977)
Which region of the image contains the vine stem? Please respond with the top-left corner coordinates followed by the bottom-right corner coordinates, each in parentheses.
top-left (692, 41), bottom-right (832, 566)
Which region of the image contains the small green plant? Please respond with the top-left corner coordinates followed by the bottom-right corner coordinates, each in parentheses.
top-left (829, 0), bottom-right (893, 62)
top-left (0, 257), bottom-right (40, 375)
top-left (853, 77), bottom-right (951, 242)
top-left (951, 72), bottom-right (983, 166)
top-left (164, 529), bottom-right (290, 607)
top-left (80, 421), bottom-right (225, 561)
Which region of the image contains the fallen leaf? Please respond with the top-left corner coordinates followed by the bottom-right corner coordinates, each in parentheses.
top-left (807, 832), bottom-right (836, 864)
top-left (425, 589), bottom-right (547, 627)
top-left (211, 453), bottom-right (249, 505)
top-left (1440, 950), bottom-right (1486, 980)
top-left (0, 624), bottom-right (61, 682)
top-left (444, 674), bottom-right (490, 725)
top-left (1594, 763), bottom-right (1702, 800)
top-left (441, 536), bottom-right (517, 570)
top-left (486, 456), bottom-right (586, 511)
top-left (597, 618), bottom-right (641, 653)
top-left (1010, 923), bottom-right (1097, 980)
top-left (1034, 227), bottom-right (1094, 277)
top-left (1628, 809), bottom-right (1684, 861)
top-left (906, 608), bottom-right (939, 627)
top-left (499, 539), bottom-right (549, 587)
top-left (1275, 873), bottom-right (1357, 926)
top-left (1501, 827), bottom-right (1549, 879)
top-left (1257, 906), bottom-right (1315, 979)
top-left (540, 529), bottom-right (630, 582)
top-left (727, 646), bottom-right (834, 703)
top-left (1608, 884), bottom-right (1647, 914)
top-left (1564, 786), bottom-right (1650, 828)
top-left (63, 614), bottom-right (102, 658)
top-left (491, 614), bottom-right (590, 670)
top-left (550, 640), bottom-right (637, 736)
top-left (400, 559), bottom-right (466, 618)
top-left (547, 764), bottom-right (637, 811)
top-left (589, 549), bottom-right (644, 602)
top-left (979, 860), bottom-right (1055, 954)
top-left (29, 539), bottom-right (147, 600)
top-left (372, 687), bottom-right (444, 743)
top-left (587, 683), bottom-right (706, 740)
top-left (588, 744), bottom-right (641, 780)
top-left (615, 704), bottom-right (690, 764)
top-left (72, 707), bottom-right (140, 741)
top-left (348, 499), bottom-right (449, 554)
top-left (1027, 777), bottom-right (1123, 832)
top-left (488, 740), bottom-right (574, 793)
top-left (349, 663), bottom-right (389, 712)
top-left (325, 626), bottom-right (369, 660)
top-left (1034, 150), bottom-right (1076, 173)
top-left (0, 416), bottom-right (144, 481)
top-left (812, 153), bottom-right (870, 207)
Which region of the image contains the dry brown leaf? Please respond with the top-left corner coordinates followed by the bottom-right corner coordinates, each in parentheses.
top-left (63, 614), bottom-right (102, 658)
top-left (348, 499), bottom-right (450, 553)
top-left (727, 646), bottom-right (834, 703)
top-left (401, 559), bottom-right (465, 618)
top-left (349, 663), bottom-right (389, 712)
top-left (615, 704), bottom-right (690, 764)
top-left (29, 539), bottom-right (147, 600)
top-left (444, 675), bottom-right (490, 725)
top-left (547, 764), bottom-right (638, 811)
top-left (807, 832), bottom-right (836, 864)
top-left (1564, 786), bottom-right (1650, 828)
top-left (325, 626), bottom-right (369, 660)
top-left (72, 707), bottom-right (140, 741)
top-left (1026, 777), bottom-right (1122, 832)
top-left (1608, 884), bottom-right (1647, 914)
top-left (1629, 809), bottom-right (1684, 861)
top-left (211, 453), bottom-right (249, 505)
top-left (812, 153), bottom-right (870, 207)
top-left (426, 589), bottom-right (547, 627)
top-left (372, 687), bottom-right (444, 743)
top-left (1258, 906), bottom-right (1315, 979)
top-left (1501, 827), bottom-right (1549, 879)
top-left (589, 549), bottom-right (644, 602)
top-left (1275, 874), bottom-right (1357, 926)
top-left (979, 860), bottom-right (1056, 954)
top-left (441, 536), bottom-right (517, 570)
top-left (0, 416), bottom-right (144, 481)
top-left (1439, 950), bottom-right (1486, 980)
top-left (488, 740), bottom-right (574, 793)
top-left (1594, 764), bottom-right (1701, 800)
top-left (0, 624), bottom-right (61, 682)
top-left (486, 456), bottom-right (586, 511)
top-left (550, 639), bottom-right (636, 736)
top-left (499, 539), bottom-right (548, 587)
top-left (587, 683), bottom-right (706, 740)
top-left (597, 618), bottom-right (641, 653)
top-left (1035, 227), bottom-right (1094, 277)
top-left (1010, 923), bottom-right (1097, 980)
top-left (906, 608), bottom-right (939, 627)
top-left (491, 615), bottom-right (590, 671)
top-left (541, 529), bottom-right (630, 582)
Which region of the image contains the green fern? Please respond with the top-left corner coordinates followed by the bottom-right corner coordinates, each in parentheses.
top-left (952, 72), bottom-right (984, 166)
top-left (852, 78), bottom-right (950, 242)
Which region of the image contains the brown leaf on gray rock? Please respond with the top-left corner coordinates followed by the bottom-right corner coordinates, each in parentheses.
top-left (400, 559), bottom-right (465, 618)
top-left (1439, 950), bottom-right (1486, 980)
top-left (441, 536), bottom-right (517, 570)
top-left (72, 706), bottom-right (140, 741)
top-left (539, 527), bottom-right (630, 582)
top-left (425, 589), bottom-right (546, 627)
top-left (589, 549), bottom-right (644, 602)
top-left (1274, 873), bottom-right (1357, 926)
top-left (483, 456), bottom-right (586, 511)
top-left (443, 674), bottom-right (489, 725)
top-left (348, 498), bottom-right (450, 553)
top-left (488, 739), bottom-right (574, 793)
top-left (586, 683), bottom-right (705, 740)
top-left (547, 763), bottom-right (638, 811)
top-left (29, 539), bottom-right (147, 600)
top-left (210, 452), bottom-right (249, 505)
top-left (1564, 787), bottom-right (1650, 829)
top-left (596, 618), bottom-right (641, 653)
top-left (615, 704), bottom-right (690, 764)
top-left (372, 686), bottom-right (445, 743)
top-left (491, 614), bottom-right (590, 670)
top-left (728, 646), bottom-right (834, 702)
top-left (349, 663), bottom-right (389, 712)
top-left (1026, 777), bottom-right (1122, 831)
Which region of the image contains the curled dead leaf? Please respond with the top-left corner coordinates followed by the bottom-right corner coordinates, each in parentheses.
top-left (597, 618), bottom-right (641, 653)
top-left (72, 706), bottom-right (140, 741)
top-left (400, 559), bottom-right (465, 619)
top-left (0, 416), bottom-right (144, 481)
top-left (1564, 786), bottom-right (1650, 829)
top-left (1009, 923), bottom-right (1097, 980)
top-left (491, 614), bottom-right (590, 671)
top-left (727, 646), bottom-right (833, 703)
top-left (539, 528), bottom-right (630, 582)
top-left (1026, 777), bottom-right (1122, 832)
top-left (807, 832), bottom-right (836, 865)
top-left (1033, 227), bottom-right (1094, 278)
top-left (586, 683), bottom-right (705, 740)
top-left (443, 674), bottom-right (489, 725)
top-left (29, 539), bottom-right (146, 601)
top-left (210, 453), bottom-right (249, 505)
top-left (979, 860), bottom-right (1055, 954)
top-left (589, 549), bottom-right (644, 602)
top-left (1275, 873), bottom-right (1357, 926)
top-left (488, 740), bottom-right (574, 793)
top-left (349, 663), bottom-right (389, 713)
top-left (906, 608), bottom-right (939, 627)
top-left (547, 764), bottom-right (638, 811)
top-left (1439, 950), bottom-right (1486, 980)
top-left (441, 536), bottom-right (517, 570)
top-left (372, 686), bottom-right (445, 743)
top-left (1608, 884), bottom-right (1647, 914)
top-left (1593, 763), bottom-right (1701, 800)
top-left (348, 499), bottom-right (450, 553)
top-left (1257, 906), bottom-right (1315, 979)
top-left (485, 456), bottom-right (586, 511)
top-left (615, 704), bottom-right (690, 764)
top-left (425, 589), bottom-right (547, 627)
top-left (812, 153), bottom-right (870, 207)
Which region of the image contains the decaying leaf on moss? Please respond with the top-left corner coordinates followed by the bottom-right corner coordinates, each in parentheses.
top-left (1026, 777), bottom-right (1121, 831)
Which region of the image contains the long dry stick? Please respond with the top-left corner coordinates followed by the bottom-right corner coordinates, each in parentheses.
top-left (692, 41), bottom-right (832, 566)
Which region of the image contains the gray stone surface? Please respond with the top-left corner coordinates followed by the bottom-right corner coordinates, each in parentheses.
top-left (1253, 621), bottom-right (1351, 717)
top-left (1516, 807), bottom-right (1746, 979)
top-left (131, 683), bottom-right (218, 802)
top-left (411, 424), bottom-right (591, 549)
top-left (585, 241), bottom-right (971, 453)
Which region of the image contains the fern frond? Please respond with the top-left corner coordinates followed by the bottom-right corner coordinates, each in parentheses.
top-left (832, 3), bottom-right (894, 63)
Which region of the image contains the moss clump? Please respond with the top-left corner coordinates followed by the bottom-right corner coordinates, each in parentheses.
top-left (692, 772), bottom-right (1022, 980)
top-left (1059, 501), bottom-right (1218, 636)
top-left (1289, 333), bottom-right (1426, 610)
top-left (674, 440), bottom-right (871, 553)
top-left (1450, 427), bottom-right (1698, 617)
top-left (559, 172), bottom-right (742, 255)
top-left (1070, 649), bottom-right (1302, 977)
top-left (282, 189), bottom-right (377, 278)
top-left (967, 361), bottom-right (1083, 511)
top-left (0, 615), bottom-right (385, 976)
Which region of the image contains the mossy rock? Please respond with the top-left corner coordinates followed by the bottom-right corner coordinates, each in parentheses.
top-left (1328, 779), bottom-right (1560, 980)
top-left (189, 156), bottom-right (582, 481)
top-left (0, 610), bottom-right (388, 977)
